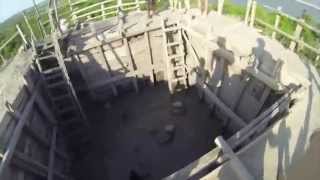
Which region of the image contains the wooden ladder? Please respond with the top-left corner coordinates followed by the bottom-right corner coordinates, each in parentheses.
top-left (161, 18), bottom-right (188, 94)
top-left (35, 40), bottom-right (90, 158)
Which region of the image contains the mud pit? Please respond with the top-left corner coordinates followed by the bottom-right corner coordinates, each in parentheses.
top-left (74, 84), bottom-right (222, 180)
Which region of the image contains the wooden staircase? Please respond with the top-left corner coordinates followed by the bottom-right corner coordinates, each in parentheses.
top-left (161, 18), bottom-right (188, 94)
top-left (34, 40), bottom-right (91, 159)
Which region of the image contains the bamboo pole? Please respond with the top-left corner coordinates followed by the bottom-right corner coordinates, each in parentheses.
top-left (244, 0), bottom-right (253, 25)
top-left (217, 0), bottom-right (225, 15)
top-left (272, 7), bottom-right (282, 39)
top-left (249, 0), bottom-right (257, 27)
top-left (16, 25), bottom-right (28, 46)
top-left (22, 12), bottom-right (37, 41)
top-left (289, 19), bottom-right (304, 51)
top-left (33, 0), bottom-right (47, 38)
top-left (214, 136), bottom-right (254, 180)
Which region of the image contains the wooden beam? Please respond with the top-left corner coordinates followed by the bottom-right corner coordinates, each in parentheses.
top-left (123, 34), bottom-right (139, 93)
top-left (217, 0), bottom-right (225, 15)
top-left (272, 7), bottom-right (282, 39)
top-left (249, 0), bottom-right (257, 27)
top-left (214, 136), bottom-right (254, 180)
top-left (290, 19), bottom-right (304, 51)
top-left (144, 30), bottom-right (155, 85)
top-left (99, 46), bottom-right (118, 96)
top-left (201, 83), bottom-right (247, 129)
top-left (48, 127), bottom-right (57, 180)
top-left (22, 12), bottom-right (36, 41)
top-left (16, 25), bottom-right (28, 46)
top-left (244, 0), bottom-right (253, 25)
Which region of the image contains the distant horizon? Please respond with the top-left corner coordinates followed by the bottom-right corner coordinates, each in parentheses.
top-left (0, 0), bottom-right (45, 23)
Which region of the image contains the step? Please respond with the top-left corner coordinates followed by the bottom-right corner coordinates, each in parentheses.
top-left (164, 26), bottom-right (180, 33)
top-left (47, 81), bottom-right (67, 89)
top-left (167, 42), bottom-right (181, 47)
top-left (38, 54), bottom-right (56, 61)
top-left (45, 72), bottom-right (64, 81)
top-left (42, 67), bottom-right (61, 74)
top-left (52, 94), bottom-right (71, 102)
top-left (58, 106), bottom-right (77, 115)
top-left (172, 76), bottom-right (187, 82)
top-left (168, 54), bottom-right (184, 60)
top-left (173, 65), bottom-right (186, 71)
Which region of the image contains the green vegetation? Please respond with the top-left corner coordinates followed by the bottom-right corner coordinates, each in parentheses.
top-left (0, 0), bottom-right (319, 68)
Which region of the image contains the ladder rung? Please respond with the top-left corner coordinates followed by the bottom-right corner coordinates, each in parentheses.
top-left (173, 77), bottom-right (186, 82)
top-left (38, 54), bottom-right (56, 61)
top-left (169, 54), bottom-right (184, 59)
top-left (48, 81), bottom-right (66, 88)
top-left (45, 72), bottom-right (64, 81)
top-left (58, 106), bottom-right (76, 115)
top-left (173, 65), bottom-right (186, 71)
top-left (42, 67), bottom-right (61, 74)
top-left (52, 94), bottom-right (71, 102)
top-left (164, 26), bottom-right (180, 32)
top-left (167, 42), bottom-right (180, 47)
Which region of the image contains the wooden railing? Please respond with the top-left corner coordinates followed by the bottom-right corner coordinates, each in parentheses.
top-left (245, 0), bottom-right (320, 66)
top-left (69, 0), bottom-right (146, 23)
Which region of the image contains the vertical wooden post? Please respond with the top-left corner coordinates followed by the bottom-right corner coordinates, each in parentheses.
top-left (272, 7), bottom-right (282, 39)
top-left (68, 0), bottom-right (73, 12)
top-left (184, 0), bottom-right (190, 10)
top-left (16, 25), bottom-right (28, 46)
top-left (123, 35), bottom-right (139, 93)
top-left (144, 28), bottom-right (155, 85)
top-left (217, 0), bottom-right (225, 15)
top-left (101, 3), bottom-right (106, 20)
top-left (204, 0), bottom-right (208, 15)
top-left (22, 12), bottom-right (37, 41)
top-left (215, 136), bottom-right (255, 180)
top-left (33, 0), bottom-right (47, 38)
top-left (99, 45), bottom-right (118, 96)
top-left (249, 0), bottom-right (257, 27)
top-left (135, 0), bottom-right (140, 11)
top-left (289, 19), bottom-right (304, 51)
top-left (0, 54), bottom-right (5, 65)
top-left (244, 0), bottom-right (253, 25)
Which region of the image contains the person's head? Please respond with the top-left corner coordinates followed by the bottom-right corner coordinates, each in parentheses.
top-left (256, 38), bottom-right (265, 49)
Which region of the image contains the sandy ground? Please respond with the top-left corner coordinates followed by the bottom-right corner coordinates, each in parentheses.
top-left (73, 84), bottom-right (222, 180)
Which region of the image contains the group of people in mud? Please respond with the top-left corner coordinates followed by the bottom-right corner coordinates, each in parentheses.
top-left (147, 0), bottom-right (209, 17)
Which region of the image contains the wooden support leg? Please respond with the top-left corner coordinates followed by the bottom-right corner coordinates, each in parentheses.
top-left (123, 35), bottom-right (139, 93)
top-left (215, 136), bottom-right (254, 180)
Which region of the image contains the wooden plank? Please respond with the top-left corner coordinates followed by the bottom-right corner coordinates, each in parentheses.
top-left (214, 136), bottom-right (254, 180)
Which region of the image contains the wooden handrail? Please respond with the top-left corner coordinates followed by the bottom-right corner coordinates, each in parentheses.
top-left (0, 32), bottom-right (19, 51)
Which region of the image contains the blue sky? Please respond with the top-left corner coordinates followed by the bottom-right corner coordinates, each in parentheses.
top-left (0, 0), bottom-right (44, 22)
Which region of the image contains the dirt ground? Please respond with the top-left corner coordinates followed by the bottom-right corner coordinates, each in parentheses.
top-left (73, 83), bottom-right (222, 180)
